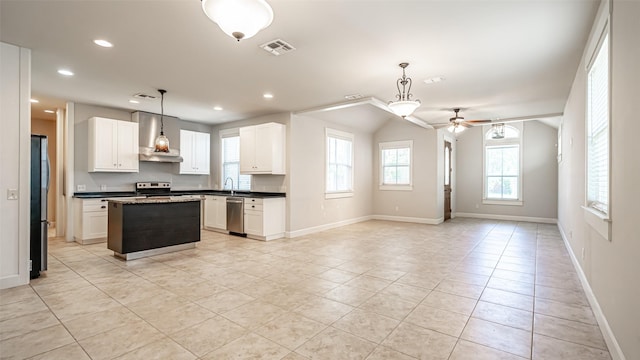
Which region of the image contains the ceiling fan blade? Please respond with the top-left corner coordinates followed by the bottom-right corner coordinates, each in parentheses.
top-left (465, 119), bottom-right (492, 123)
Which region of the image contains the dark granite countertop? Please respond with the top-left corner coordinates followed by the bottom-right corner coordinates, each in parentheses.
top-left (74, 190), bottom-right (286, 199)
top-left (108, 197), bottom-right (201, 205)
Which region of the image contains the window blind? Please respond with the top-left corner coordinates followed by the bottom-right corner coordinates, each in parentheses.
top-left (587, 34), bottom-right (609, 214)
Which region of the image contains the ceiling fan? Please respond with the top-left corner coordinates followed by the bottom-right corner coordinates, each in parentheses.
top-left (433, 108), bottom-right (492, 133)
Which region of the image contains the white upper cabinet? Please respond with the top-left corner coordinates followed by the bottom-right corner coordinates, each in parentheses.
top-left (180, 129), bottom-right (210, 175)
top-left (88, 117), bottom-right (139, 172)
top-left (239, 122), bottom-right (286, 174)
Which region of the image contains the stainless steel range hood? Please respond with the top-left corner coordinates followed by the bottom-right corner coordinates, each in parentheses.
top-left (132, 111), bottom-right (183, 163)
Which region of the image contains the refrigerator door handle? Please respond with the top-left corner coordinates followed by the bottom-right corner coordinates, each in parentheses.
top-left (40, 220), bottom-right (48, 271)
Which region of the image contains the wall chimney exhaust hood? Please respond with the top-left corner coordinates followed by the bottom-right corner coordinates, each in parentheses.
top-left (132, 111), bottom-right (183, 163)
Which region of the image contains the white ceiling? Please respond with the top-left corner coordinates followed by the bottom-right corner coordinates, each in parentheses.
top-left (1, 0), bottom-right (598, 127)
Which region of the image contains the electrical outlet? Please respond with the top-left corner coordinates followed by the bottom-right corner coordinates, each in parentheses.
top-left (77, 184), bottom-right (86, 191)
top-left (29, 260), bottom-right (32, 271)
top-left (100, 184), bottom-right (107, 191)
top-left (7, 189), bottom-right (18, 200)
top-left (581, 247), bottom-right (585, 260)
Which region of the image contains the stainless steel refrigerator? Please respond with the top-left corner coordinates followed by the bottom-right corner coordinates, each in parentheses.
top-left (30, 134), bottom-right (48, 279)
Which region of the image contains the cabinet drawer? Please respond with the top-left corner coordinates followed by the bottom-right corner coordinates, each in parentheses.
top-left (244, 197), bottom-right (263, 205)
top-left (245, 203), bottom-right (263, 212)
top-left (83, 199), bottom-right (108, 212)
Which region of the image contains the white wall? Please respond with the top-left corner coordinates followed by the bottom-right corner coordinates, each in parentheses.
top-left (0, 42), bottom-right (30, 289)
top-left (288, 114), bottom-right (373, 236)
top-left (372, 121), bottom-right (441, 223)
top-left (456, 121), bottom-right (558, 221)
top-left (558, 1), bottom-right (640, 358)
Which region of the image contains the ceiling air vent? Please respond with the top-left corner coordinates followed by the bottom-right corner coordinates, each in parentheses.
top-left (132, 93), bottom-right (157, 100)
top-left (260, 39), bottom-right (296, 56)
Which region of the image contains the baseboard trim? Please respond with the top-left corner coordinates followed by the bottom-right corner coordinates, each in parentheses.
top-left (371, 215), bottom-right (443, 225)
top-left (557, 223), bottom-right (626, 360)
top-left (455, 212), bottom-right (557, 224)
top-left (286, 216), bottom-right (373, 238)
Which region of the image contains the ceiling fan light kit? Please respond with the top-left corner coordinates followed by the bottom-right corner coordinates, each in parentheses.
top-left (201, 0), bottom-right (274, 41)
top-left (389, 63), bottom-right (421, 118)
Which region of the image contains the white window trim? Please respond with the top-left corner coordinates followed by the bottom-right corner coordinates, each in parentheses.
top-left (325, 128), bottom-right (354, 199)
top-left (379, 140), bottom-right (413, 191)
top-left (220, 127), bottom-right (251, 191)
top-left (482, 123), bottom-right (523, 205)
top-left (583, 12), bottom-right (611, 241)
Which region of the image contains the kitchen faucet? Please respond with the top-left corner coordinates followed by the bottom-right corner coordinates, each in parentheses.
top-left (224, 177), bottom-right (235, 196)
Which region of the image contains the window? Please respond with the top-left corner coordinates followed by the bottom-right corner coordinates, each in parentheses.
top-left (220, 129), bottom-right (251, 191)
top-left (379, 140), bottom-right (413, 190)
top-left (326, 128), bottom-right (354, 198)
top-left (586, 33), bottom-right (609, 215)
top-left (483, 124), bottom-right (522, 205)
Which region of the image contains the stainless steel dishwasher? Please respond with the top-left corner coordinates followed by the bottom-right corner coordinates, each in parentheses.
top-left (226, 197), bottom-right (245, 235)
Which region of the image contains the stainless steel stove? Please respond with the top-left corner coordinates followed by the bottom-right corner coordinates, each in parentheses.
top-left (135, 182), bottom-right (171, 197)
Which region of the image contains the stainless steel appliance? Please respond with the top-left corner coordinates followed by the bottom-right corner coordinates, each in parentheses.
top-left (135, 182), bottom-right (172, 197)
top-left (30, 134), bottom-right (49, 279)
top-left (226, 197), bottom-right (245, 235)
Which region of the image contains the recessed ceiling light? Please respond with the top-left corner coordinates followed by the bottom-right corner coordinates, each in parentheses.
top-left (93, 39), bottom-right (113, 48)
top-left (58, 69), bottom-right (74, 76)
top-left (263, 93), bottom-right (274, 99)
top-left (129, 99), bottom-right (140, 104)
top-left (213, 106), bottom-right (223, 111)
top-left (424, 76), bottom-right (445, 84)
top-left (44, 110), bottom-right (55, 114)
top-left (30, 99), bottom-right (39, 103)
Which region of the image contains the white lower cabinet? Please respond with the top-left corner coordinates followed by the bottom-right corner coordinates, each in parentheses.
top-left (74, 198), bottom-right (108, 244)
top-left (204, 195), bottom-right (227, 231)
top-left (244, 197), bottom-right (285, 241)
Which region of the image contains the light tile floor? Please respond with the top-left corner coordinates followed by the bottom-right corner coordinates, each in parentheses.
top-left (1, 219), bottom-right (612, 359)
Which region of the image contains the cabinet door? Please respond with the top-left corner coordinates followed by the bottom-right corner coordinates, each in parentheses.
top-left (84, 211), bottom-right (108, 239)
top-left (203, 196), bottom-right (217, 228)
top-left (239, 126), bottom-right (255, 173)
top-left (214, 196), bottom-right (227, 229)
top-left (254, 124), bottom-right (273, 173)
top-left (180, 130), bottom-right (195, 174)
top-left (116, 121), bottom-right (139, 171)
top-left (244, 209), bottom-right (263, 236)
top-left (92, 119), bottom-right (118, 170)
top-left (194, 131), bottom-right (210, 174)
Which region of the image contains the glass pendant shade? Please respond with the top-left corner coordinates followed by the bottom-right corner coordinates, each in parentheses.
top-left (201, 0), bottom-right (274, 41)
top-left (155, 133), bottom-right (170, 152)
top-left (448, 123), bottom-right (466, 133)
top-left (389, 100), bottom-right (421, 118)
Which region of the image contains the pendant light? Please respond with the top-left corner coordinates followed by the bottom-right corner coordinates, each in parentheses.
top-left (201, 0), bottom-right (274, 41)
top-left (154, 89), bottom-right (170, 153)
top-left (388, 62), bottom-right (421, 118)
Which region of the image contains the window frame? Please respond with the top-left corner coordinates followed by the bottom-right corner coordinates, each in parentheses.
top-left (220, 128), bottom-right (251, 191)
top-left (379, 140), bottom-right (413, 191)
top-left (482, 123), bottom-right (523, 206)
top-left (325, 128), bottom-right (354, 199)
top-left (585, 30), bottom-right (610, 218)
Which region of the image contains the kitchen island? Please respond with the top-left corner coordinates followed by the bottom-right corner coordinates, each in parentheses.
top-left (107, 197), bottom-right (201, 260)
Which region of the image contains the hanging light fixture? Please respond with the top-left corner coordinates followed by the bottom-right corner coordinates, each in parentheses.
top-left (154, 89), bottom-right (170, 153)
top-left (201, 0), bottom-right (274, 41)
top-left (388, 62), bottom-right (421, 118)
top-left (448, 122), bottom-right (467, 134)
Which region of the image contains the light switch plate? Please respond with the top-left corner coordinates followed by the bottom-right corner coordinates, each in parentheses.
top-left (77, 184), bottom-right (86, 191)
top-left (100, 185), bottom-right (107, 191)
top-left (7, 189), bottom-right (18, 200)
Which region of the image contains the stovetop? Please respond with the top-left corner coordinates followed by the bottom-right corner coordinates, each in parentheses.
top-left (135, 182), bottom-right (171, 197)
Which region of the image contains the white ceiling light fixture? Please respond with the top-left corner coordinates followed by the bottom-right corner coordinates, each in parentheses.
top-left (30, 99), bottom-right (39, 103)
top-left (93, 39), bottom-right (113, 48)
top-left (201, 0), bottom-right (274, 42)
top-left (129, 99), bottom-right (140, 104)
top-left (57, 69), bottom-right (74, 76)
top-left (388, 63), bottom-right (421, 118)
top-left (263, 93), bottom-right (274, 99)
top-left (213, 106), bottom-right (223, 111)
top-left (44, 110), bottom-right (55, 114)
top-left (447, 122), bottom-right (466, 133)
